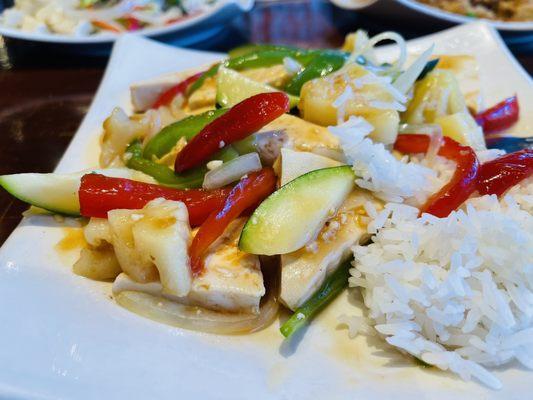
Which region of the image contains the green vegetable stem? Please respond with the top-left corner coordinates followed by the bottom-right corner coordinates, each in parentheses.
top-left (280, 259), bottom-right (351, 338)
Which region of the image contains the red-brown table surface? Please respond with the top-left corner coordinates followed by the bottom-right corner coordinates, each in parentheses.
top-left (0, 0), bottom-right (532, 245)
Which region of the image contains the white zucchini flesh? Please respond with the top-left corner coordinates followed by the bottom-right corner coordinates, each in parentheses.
top-left (239, 166), bottom-right (355, 255)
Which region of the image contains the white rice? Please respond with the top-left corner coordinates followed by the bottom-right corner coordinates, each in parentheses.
top-left (331, 114), bottom-right (533, 388)
top-left (342, 187), bottom-right (533, 389)
top-left (329, 117), bottom-right (450, 205)
top-left (506, 178), bottom-right (533, 213)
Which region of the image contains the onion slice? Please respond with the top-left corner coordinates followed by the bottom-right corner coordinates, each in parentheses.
top-left (350, 31), bottom-right (407, 73)
top-left (393, 45), bottom-right (434, 94)
top-left (115, 261), bottom-right (280, 335)
top-left (202, 152), bottom-right (262, 190)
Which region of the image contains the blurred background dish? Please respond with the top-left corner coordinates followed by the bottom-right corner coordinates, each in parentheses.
top-left (1, 0), bottom-right (224, 37)
top-left (0, 0), bottom-right (253, 50)
top-left (330, 0), bottom-right (533, 51)
top-left (408, 0), bottom-right (533, 24)
top-left (331, 0), bottom-right (533, 29)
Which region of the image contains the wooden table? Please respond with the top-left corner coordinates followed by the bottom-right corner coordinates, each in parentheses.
top-left (0, 0), bottom-right (531, 245)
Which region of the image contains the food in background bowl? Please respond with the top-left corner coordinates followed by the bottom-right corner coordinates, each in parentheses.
top-left (0, 0), bottom-right (217, 36)
top-left (416, 0), bottom-right (533, 21)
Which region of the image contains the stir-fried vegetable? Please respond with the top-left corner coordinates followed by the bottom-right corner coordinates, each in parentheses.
top-left (239, 166), bottom-right (355, 255)
top-left (189, 168), bottom-right (277, 275)
top-left (475, 95), bottom-right (519, 134)
top-left (232, 135), bottom-right (257, 155)
top-left (143, 109), bottom-right (228, 160)
top-left (202, 153), bottom-right (262, 190)
top-left (347, 31), bottom-right (407, 73)
top-left (394, 134), bottom-right (480, 217)
top-left (392, 46), bottom-right (435, 94)
top-left (0, 168), bottom-right (154, 216)
top-left (285, 53), bottom-right (346, 96)
top-left (416, 58), bottom-right (439, 82)
top-left (403, 70), bottom-right (467, 124)
top-left (216, 66), bottom-right (299, 109)
top-left (280, 259), bottom-right (350, 338)
top-left (175, 92), bottom-right (290, 172)
top-left (151, 72), bottom-right (204, 109)
top-left (78, 174), bottom-right (231, 226)
top-left (127, 141), bottom-right (202, 188)
top-left (5, 27), bottom-right (530, 344)
top-left (226, 49), bottom-right (317, 70)
top-left (228, 44), bottom-right (298, 59)
top-left (126, 141), bottom-right (238, 188)
top-left (299, 62), bottom-right (401, 143)
top-left (434, 112), bottom-right (485, 150)
top-left (187, 63), bottom-right (221, 96)
top-left (477, 149), bottom-right (533, 196)
top-left (226, 46), bottom-right (350, 80)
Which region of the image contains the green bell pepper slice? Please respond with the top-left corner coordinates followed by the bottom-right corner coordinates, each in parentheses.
top-left (225, 49), bottom-right (318, 71)
top-left (226, 45), bottom-right (351, 72)
top-left (228, 44), bottom-right (297, 59)
top-left (285, 53), bottom-right (346, 95)
top-left (126, 141), bottom-right (238, 189)
top-left (143, 108), bottom-right (228, 161)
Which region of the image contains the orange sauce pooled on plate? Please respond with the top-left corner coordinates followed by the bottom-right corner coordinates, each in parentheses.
top-left (55, 227), bottom-right (86, 252)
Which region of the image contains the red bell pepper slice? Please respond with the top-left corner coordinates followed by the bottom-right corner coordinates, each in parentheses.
top-left (394, 134), bottom-right (480, 218)
top-left (475, 95), bottom-right (519, 134)
top-left (151, 72), bottom-right (204, 109)
top-left (79, 174), bottom-right (231, 227)
top-left (175, 92), bottom-right (290, 173)
top-left (189, 168), bottom-right (277, 276)
top-left (116, 15), bottom-right (146, 31)
top-left (91, 19), bottom-right (121, 33)
top-left (477, 149), bottom-right (533, 196)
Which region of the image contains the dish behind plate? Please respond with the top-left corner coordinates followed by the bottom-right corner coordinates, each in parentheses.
top-left (0, 0), bottom-right (252, 55)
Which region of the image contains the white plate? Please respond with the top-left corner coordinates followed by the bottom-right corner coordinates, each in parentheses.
top-left (0, 21), bottom-right (532, 400)
top-left (331, 0), bottom-right (533, 32)
top-left (0, 0), bottom-right (252, 45)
